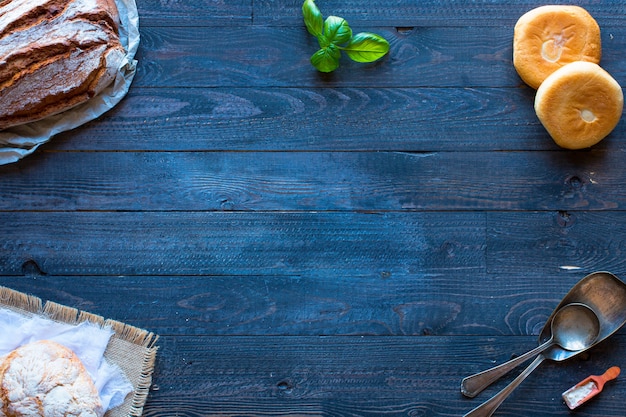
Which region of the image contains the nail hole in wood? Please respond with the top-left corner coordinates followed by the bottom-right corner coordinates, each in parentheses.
top-left (566, 175), bottom-right (583, 189)
top-left (395, 26), bottom-right (415, 35)
top-left (277, 380), bottom-right (294, 394)
top-left (557, 211), bottom-right (574, 228)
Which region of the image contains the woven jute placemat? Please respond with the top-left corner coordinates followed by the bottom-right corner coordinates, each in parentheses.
top-left (0, 286), bottom-right (159, 417)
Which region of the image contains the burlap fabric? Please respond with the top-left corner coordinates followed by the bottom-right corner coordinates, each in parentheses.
top-left (0, 286), bottom-right (159, 417)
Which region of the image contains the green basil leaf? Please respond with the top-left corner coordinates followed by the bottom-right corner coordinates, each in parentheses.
top-left (310, 45), bottom-right (341, 72)
top-left (317, 33), bottom-right (330, 48)
top-left (302, 0), bottom-right (323, 37)
top-left (323, 16), bottom-right (352, 45)
top-left (343, 32), bottom-right (390, 63)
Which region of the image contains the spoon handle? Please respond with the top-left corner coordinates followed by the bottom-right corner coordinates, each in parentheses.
top-left (463, 355), bottom-right (545, 417)
top-left (461, 340), bottom-right (550, 398)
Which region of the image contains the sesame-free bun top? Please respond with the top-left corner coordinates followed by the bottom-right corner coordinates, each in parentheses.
top-left (514, 5), bottom-right (601, 89)
top-left (535, 61), bottom-right (623, 149)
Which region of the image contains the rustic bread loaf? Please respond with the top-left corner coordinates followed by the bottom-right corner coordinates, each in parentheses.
top-left (0, 340), bottom-right (104, 417)
top-left (0, 0), bottom-right (125, 130)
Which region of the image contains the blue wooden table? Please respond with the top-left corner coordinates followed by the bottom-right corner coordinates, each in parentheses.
top-left (2, 1), bottom-right (626, 415)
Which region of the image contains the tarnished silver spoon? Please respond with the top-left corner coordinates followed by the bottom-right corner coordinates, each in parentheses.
top-left (462, 303), bottom-right (599, 417)
top-left (461, 302), bottom-right (599, 398)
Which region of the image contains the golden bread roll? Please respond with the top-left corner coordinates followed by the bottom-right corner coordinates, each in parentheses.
top-left (535, 61), bottom-right (623, 149)
top-left (0, 340), bottom-right (103, 417)
top-left (0, 0), bottom-right (125, 130)
top-left (514, 5), bottom-right (601, 89)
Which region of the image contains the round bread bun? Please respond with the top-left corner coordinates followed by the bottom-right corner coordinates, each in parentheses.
top-left (514, 5), bottom-right (601, 89)
top-left (535, 61), bottom-right (623, 149)
top-left (0, 340), bottom-right (104, 417)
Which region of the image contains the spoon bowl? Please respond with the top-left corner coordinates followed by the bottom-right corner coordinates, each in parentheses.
top-left (547, 302), bottom-right (599, 351)
top-left (539, 271), bottom-right (626, 361)
top-left (461, 271), bottom-right (626, 399)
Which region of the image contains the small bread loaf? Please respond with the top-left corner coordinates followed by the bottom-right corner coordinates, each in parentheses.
top-left (0, 340), bottom-right (103, 417)
top-left (0, 0), bottom-right (125, 130)
top-left (535, 61), bottom-right (623, 149)
top-left (513, 5), bottom-right (601, 89)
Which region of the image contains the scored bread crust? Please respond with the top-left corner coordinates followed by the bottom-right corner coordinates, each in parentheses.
top-left (0, 0), bottom-right (125, 130)
top-left (0, 340), bottom-right (104, 417)
top-left (535, 61), bottom-right (623, 149)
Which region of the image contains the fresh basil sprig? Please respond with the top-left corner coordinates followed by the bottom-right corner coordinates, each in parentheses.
top-left (302, 0), bottom-right (390, 72)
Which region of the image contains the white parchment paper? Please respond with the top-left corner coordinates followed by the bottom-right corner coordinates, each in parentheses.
top-left (0, 0), bottom-right (140, 165)
top-left (0, 308), bottom-right (134, 412)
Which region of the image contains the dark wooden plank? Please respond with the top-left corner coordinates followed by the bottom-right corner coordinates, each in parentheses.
top-left (142, 335), bottom-right (626, 416)
top-left (130, 0), bottom-right (626, 28)
top-left (133, 25), bottom-right (626, 88)
top-left (0, 212), bottom-right (626, 277)
top-left (135, 0), bottom-right (251, 27)
top-left (41, 86), bottom-right (559, 152)
top-left (43, 85), bottom-right (625, 152)
top-left (137, 25), bottom-right (624, 89)
top-left (0, 271), bottom-right (589, 336)
top-left (487, 211), bottom-right (626, 275)
top-left (253, 0), bottom-right (626, 27)
top-left (0, 212), bottom-right (484, 276)
top-left (2, 150), bottom-right (626, 211)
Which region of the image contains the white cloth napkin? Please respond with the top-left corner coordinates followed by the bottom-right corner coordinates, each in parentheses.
top-left (0, 308), bottom-right (133, 412)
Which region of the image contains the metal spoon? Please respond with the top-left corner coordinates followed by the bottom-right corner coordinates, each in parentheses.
top-left (462, 303), bottom-right (600, 417)
top-left (461, 302), bottom-right (599, 398)
top-left (461, 271), bottom-right (626, 398)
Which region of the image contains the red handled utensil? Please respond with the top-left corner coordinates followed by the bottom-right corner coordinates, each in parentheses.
top-left (562, 366), bottom-right (620, 410)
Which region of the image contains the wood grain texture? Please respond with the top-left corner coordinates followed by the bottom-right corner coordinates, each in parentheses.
top-left (487, 211), bottom-right (626, 275)
top-left (0, 211), bottom-right (484, 276)
top-left (33, 86), bottom-right (553, 152)
top-left (0, 271), bottom-right (590, 336)
top-left (253, 0), bottom-right (626, 27)
top-left (138, 335), bottom-right (626, 416)
top-left (132, 26), bottom-right (626, 88)
top-left (0, 212), bottom-right (624, 288)
top-left (130, 0), bottom-right (624, 30)
top-left (132, 26), bottom-right (493, 88)
top-left (136, 0), bottom-right (252, 27)
top-left (2, 150), bottom-right (626, 211)
top-left (133, 0), bottom-right (626, 28)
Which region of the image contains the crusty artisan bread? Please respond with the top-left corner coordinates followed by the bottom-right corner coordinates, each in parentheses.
top-left (0, 340), bottom-right (104, 417)
top-left (0, 0), bottom-right (125, 130)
